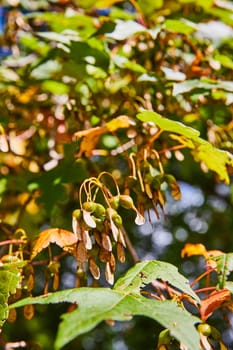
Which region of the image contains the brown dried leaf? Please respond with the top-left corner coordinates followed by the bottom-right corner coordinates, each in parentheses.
top-left (75, 115), bottom-right (131, 157)
top-left (31, 228), bottom-right (77, 259)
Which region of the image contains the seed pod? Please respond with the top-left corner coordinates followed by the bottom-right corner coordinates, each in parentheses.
top-left (99, 247), bottom-right (111, 263)
top-left (94, 231), bottom-right (102, 246)
top-left (109, 196), bottom-right (120, 210)
top-left (72, 215), bottom-right (82, 240)
top-left (72, 209), bottom-right (82, 220)
top-left (197, 323), bottom-right (211, 336)
top-left (105, 262), bottom-right (114, 285)
top-left (13, 288), bottom-right (22, 300)
top-left (89, 257), bottom-right (100, 280)
top-left (82, 201), bottom-right (97, 212)
top-left (76, 241), bottom-right (87, 265)
top-left (145, 182), bottom-right (153, 199)
top-left (82, 210), bottom-right (96, 228)
top-left (49, 261), bottom-right (60, 273)
top-left (23, 264), bottom-right (35, 292)
top-left (106, 208), bottom-right (120, 241)
top-left (109, 252), bottom-right (116, 271)
top-left (118, 229), bottom-right (126, 247)
top-left (44, 281), bottom-right (49, 295)
top-left (94, 218), bottom-right (104, 231)
top-left (8, 308), bottom-right (17, 323)
top-left (158, 329), bottom-right (172, 346)
top-left (102, 232), bottom-right (112, 251)
top-left (119, 195), bottom-right (135, 210)
top-left (27, 273), bottom-right (35, 292)
top-left (94, 203), bottom-right (106, 218)
top-left (24, 304), bottom-right (34, 320)
top-left (135, 210), bottom-right (145, 226)
top-left (82, 230), bottom-right (92, 250)
top-left (112, 213), bottom-right (122, 227)
top-left (117, 242), bottom-right (126, 263)
top-left (53, 273), bottom-right (60, 291)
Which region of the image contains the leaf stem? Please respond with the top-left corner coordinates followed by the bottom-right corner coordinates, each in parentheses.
top-left (190, 268), bottom-right (215, 288)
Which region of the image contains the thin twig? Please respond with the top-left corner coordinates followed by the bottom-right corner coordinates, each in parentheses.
top-left (121, 226), bottom-right (139, 264)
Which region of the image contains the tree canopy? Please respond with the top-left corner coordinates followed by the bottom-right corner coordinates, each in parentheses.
top-left (0, 0), bottom-right (233, 349)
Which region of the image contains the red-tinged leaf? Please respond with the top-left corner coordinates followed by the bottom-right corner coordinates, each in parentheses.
top-left (181, 243), bottom-right (207, 258)
top-left (31, 228), bottom-right (78, 259)
top-left (200, 289), bottom-right (231, 321)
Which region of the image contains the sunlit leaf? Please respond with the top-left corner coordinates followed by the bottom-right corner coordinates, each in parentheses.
top-left (42, 80), bottom-right (69, 95)
top-left (0, 261), bottom-right (25, 328)
top-left (12, 260), bottom-right (201, 350)
top-left (31, 228), bottom-right (77, 259)
top-left (114, 260), bottom-right (199, 301)
top-left (37, 31), bottom-right (79, 45)
top-left (214, 54), bottom-right (233, 70)
top-left (137, 110), bottom-right (200, 138)
top-left (75, 116), bottom-right (132, 156)
top-left (211, 253), bottom-right (233, 288)
top-left (181, 243), bottom-right (208, 258)
top-left (165, 19), bottom-right (197, 35)
top-left (137, 110), bottom-right (233, 183)
top-left (173, 79), bottom-right (233, 96)
top-left (106, 20), bottom-right (146, 40)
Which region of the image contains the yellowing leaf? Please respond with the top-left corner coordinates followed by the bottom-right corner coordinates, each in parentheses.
top-left (75, 116), bottom-right (131, 157)
top-left (31, 228), bottom-right (77, 259)
top-left (106, 115), bottom-right (131, 132)
top-left (181, 243), bottom-right (208, 258)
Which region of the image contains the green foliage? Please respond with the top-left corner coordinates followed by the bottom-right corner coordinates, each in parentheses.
top-left (137, 111), bottom-right (233, 183)
top-left (212, 253), bottom-right (233, 289)
top-left (0, 0), bottom-right (233, 349)
top-left (12, 260), bottom-right (201, 350)
top-left (0, 261), bottom-right (25, 328)
top-left (113, 260), bottom-right (199, 300)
